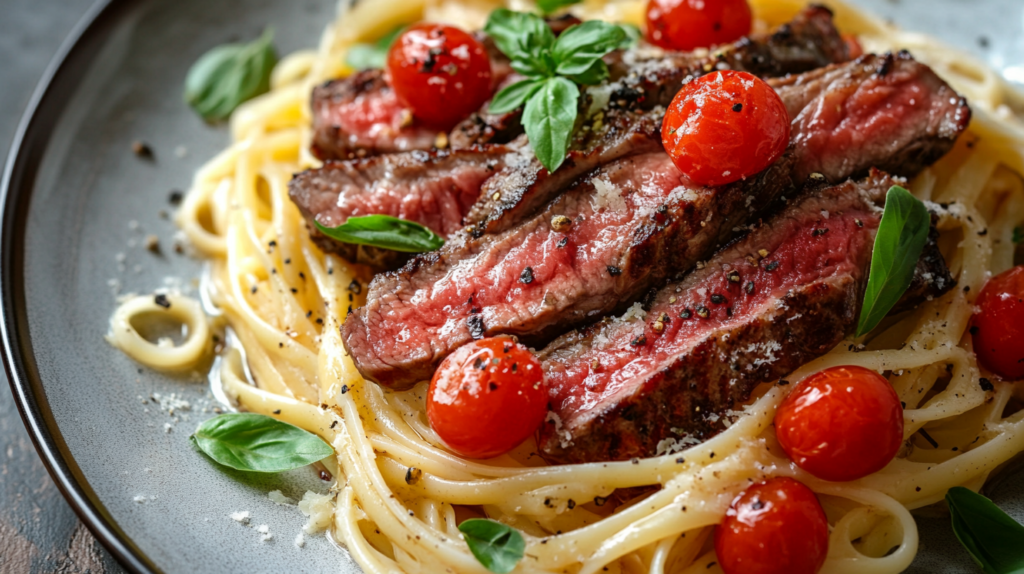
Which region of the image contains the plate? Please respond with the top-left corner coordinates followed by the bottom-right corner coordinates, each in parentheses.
top-left (1, 0), bottom-right (1021, 572)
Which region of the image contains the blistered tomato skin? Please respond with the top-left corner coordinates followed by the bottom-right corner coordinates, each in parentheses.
top-left (715, 477), bottom-right (829, 574)
top-left (386, 23), bottom-right (492, 130)
top-left (661, 70), bottom-right (791, 187)
top-left (646, 0), bottom-right (753, 51)
top-left (427, 337), bottom-right (548, 459)
top-left (971, 266), bottom-right (1024, 380)
top-left (775, 365), bottom-right (904, 482)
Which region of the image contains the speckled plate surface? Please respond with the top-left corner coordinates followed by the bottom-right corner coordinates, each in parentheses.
top-left (1, 1), bottom-right (1022, 573)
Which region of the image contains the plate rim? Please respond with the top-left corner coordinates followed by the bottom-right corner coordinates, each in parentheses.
top-left (0, 0), bottom-right (157, 572)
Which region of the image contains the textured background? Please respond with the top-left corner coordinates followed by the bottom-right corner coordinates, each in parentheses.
top-left (0, 0), bottom-right (1019, 573)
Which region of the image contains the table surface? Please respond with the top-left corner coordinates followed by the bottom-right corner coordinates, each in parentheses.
top-left (0, 0), bottom-right (1019, 573)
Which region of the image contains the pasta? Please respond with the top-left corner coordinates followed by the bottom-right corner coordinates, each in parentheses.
top-left (108, 1), bottom-right (1024, 572)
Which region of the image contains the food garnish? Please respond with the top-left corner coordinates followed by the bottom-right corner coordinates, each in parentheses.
top-left (714, 477), bottom-right (829, 574)
top-left (485, 10), bottom-right (626, 172)
top-left (536, 0), bottom-right (583, 15)
top-left (946, 487), bottom-right (1024, 574)
top-left (646, 0), bottom-right (753, 51)
top-left (386, 23), bottom-right (493, 130)
top-left (458, 518), bottom-right (526, 573)
top-left (191, 413), bottom-right (333, 473)
top-left (661, 70), bottom-right (790, 186)
top-left (971, 265), bottom-right (1024, 379)
top-left (184, 28), bottom-right (277, 122)
top-left (775, 365), bottom-right (904, 481)
top-left (315, 215), bottom-right (445, 253)
top-left (856, 185), bottom-right (930, 336)
top-left (427, 337), bottom-right (547, 459)
top-left (345, 26), bottom-right (403, 70)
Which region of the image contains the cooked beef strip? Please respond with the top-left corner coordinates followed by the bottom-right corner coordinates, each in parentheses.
top-left (536, 171), bottom-right (955, 464)
top-left (342, 54), bottom-right (970, 389)
top-left (289, 146), bottom-right (511, 269)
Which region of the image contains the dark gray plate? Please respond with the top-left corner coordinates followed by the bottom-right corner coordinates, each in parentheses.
top-left (1, 0), bottom-right (1021, 572)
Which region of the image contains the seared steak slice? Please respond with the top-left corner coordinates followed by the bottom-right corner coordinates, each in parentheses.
top-left (342, 53), bottom-right (970, 389)
top-left (537, 171), bottom-right (954, 464)
top-left (289, 146), bottom-right (510, 269)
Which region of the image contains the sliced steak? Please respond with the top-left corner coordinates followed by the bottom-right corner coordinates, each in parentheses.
top-left (343, 53), bottom-right (970, 389)
top-left (289, 146), bottom-right (510, 269)
top-left (537, 171), bottom-right (954, 464)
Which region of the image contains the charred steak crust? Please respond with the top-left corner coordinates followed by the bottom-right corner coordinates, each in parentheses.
top-left (343, 53), bottom-right (971, 389)
top-left (536, 171), bottom-right (955, 464)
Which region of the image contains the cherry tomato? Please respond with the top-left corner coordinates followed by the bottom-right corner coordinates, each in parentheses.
top-left (775, 366), bottom-right (903, 482)
top-left (715, 477), bottom-right (829, 574)
top-left (645, 0), bottom-right (753, 51)
top-left (972, 266), bottom-right (1024, 380)
top-left (661, 70), bottom-right (790, 187)
top-left (386, 23), bottom-right (492, 130)
top-left (427, 337), bottom-right (547, 459)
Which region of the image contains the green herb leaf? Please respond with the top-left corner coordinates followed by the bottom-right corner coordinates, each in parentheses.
top-left (489, 78), bottom-right (545, 114)
top-left (946, 487), bottom-right (1024, 574)
top-left (523, 77), bottom-right (579, 172)
top-left (1014, 226), bottom-right (1023, 244)
top-left (552, 20), bottom-right (626, 76)
top-left (345, 26), bottom-right (404, 70)
top-left (617, 23), bottom-right (642, 49)
top-left (856, 185), bottom-right (930, 337)
top-left (315, 215), bottom-right (444, 253)
top-left (459, 519), bottom-right (525, 574)
top-left (536, 0), bottom-right (582, 15)
top-left (184, 29), bottom-right (277, 122)
top-left (565, 58), bottom-right (610, 85)
top-left (485, 9), bottom-right (555, 65)
top-left (191, 413), bottom-right (333, 473)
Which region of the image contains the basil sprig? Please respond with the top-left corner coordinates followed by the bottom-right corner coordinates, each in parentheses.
top-left (947, 487), bottom-right (1024, 573)
top-left (184, 29), bottom-right (277, 122)
top-left (458, 519), bottom-right (525, 574)
top-left (191, 413), bottom-right (333, 473)
top-left (536, 0), bottom-right (582, 15)
top-left (345, 26), bottom-right (403, 70)
top-left (315, 215), bottom-right (444, 253)
top-left (485, 10), bottom-right (625, 172)
top-left (856, 185), bottom-right (930, 337)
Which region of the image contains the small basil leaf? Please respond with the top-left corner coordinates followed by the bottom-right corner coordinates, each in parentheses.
top-left (552, 20), bottom-right (626, 76)
top-left (536, 0), bottom-right (582, 15)
top-left (489, 78), bottom-right (545, 114)
top-left (566, 58), bottom-right (609, 85)
top-left (946, 487), bottom-right (1024, 574)
top-left (856, 185), bottom-right (930, 337)
top-left (1013, 226), bottom-right (1022, 244)
top-left (617, 23), bottom-right (642, 49)
top-left (458, 519), bottom-right (525, 574)
top-left (191, 413), bottom-right (333, 473)
top-left (184, 28), bottom-right (277, 122)
top-left (315, 215), bottom-right (444, 253)
top-left (523, 77), bottom-right (579, 173)
top-left (485, 9), bottom-right (554, 65)
top-left (345, 26), bottom-right (403, 70)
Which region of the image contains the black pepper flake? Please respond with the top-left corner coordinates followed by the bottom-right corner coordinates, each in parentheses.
top-left (709, 451), bottom-right (715, 459)
top-left (726, 307), bottom-right (733, 317)
top-left (727, 270), bottom-right (740, 283)
top-left (631, 458), bottom-right (639, 465)
top-left (751, 499), bottom-right (764, 510)
top-left (330, 420), bottom-right (338, 429)
top-left (557, 237), bottom-right (568, 248)
top-left (696, 305), bottom-right (710, 318)
top-left (273, 409), bottom-right (281, 415)
top-left (284, 258), bottom-right (291, 265)
top-left (675, 457), bottom-right (685, 464)
top-left (969, 325), bottom-right (979, 335)
top-left (347, 305), bottom-right (353, 316)
top-left (405, 467), bottom-right (422, 485)
top-left (594, 496), bottom-right (607, 506)
top-left (765, 261), bottom-right (780, 272)
top-left (812, 228), bottom-right (829, 237)
top-left (341, 384), bottom-right (349, 394)
top-left (520, 266), bottom-right (534, 284)
top-left (745, 281), bottom-right (755, 294)
top-left (154, 294), bottom-right (171, 309)
top-left (305, 311), bottom-right (312, 318)
top-left (607, 265), bottom-right (622, 276)
top-left (168, 190), bottom-right (184, 205)
top-left (778, 379), bottom-right (790, 385)
top-left (979, 378), bottom-right (994, 392)
top-left (680, 308), bottom-right (692, 319)
top-left (710, 294), bottom-right (725, 304)
top-left (473, 357), bottom-right (485, 370)
top-left (963, 286), bottom-right (970, 293)
top-left (290, 288), bottom-right (298, 294)
top-left (707, 562), bottom-right (717, 569)
top-left (855, 219), bottom-right (864, 228)
top-left (918, 428), bottom-right (939, 448)
top-left (132, 140), bottom-right (154, 158)
top-left (467, 315), bottom-right (485, 340)
top-left (268, 240), bottom-right (277, 247)
top-left (489, 382), bottom-right (498, 391)
top-left (731, 102), bottom-right (742, 112)
top-left (511, 363), bottom-right (518, 373)
top-left (567, 499), bottom-right (576, 510)
top-left (299, 272), bottom-right (306, 280)
top-left (978, 228), bottom-right (988, 236)
top-left (630, 334), bottom-right (647, 346)
top-left (250, 286), bottom-right (258, 294)
top-left (348, 280), bottom-right (361, 294)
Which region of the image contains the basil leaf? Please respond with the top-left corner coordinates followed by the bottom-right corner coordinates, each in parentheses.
top-left (1014, 226), bottom-right (1023, 244)
top-left (345, 26), bottom-right (403, 70)
top-left (315, 215), bottom-right (444, 253)
top-left (552, 21), bottom-right (626, 76)
top-left (489, 78), bottom-right (545, 114)
top-left (946, 487), bottom-right (1024, 574)
top-left (485, 9), bottom-right (554, 65)
top-left (536, 0), bottom-right (582, 15)
top-left (459, 519), bottom-right (525, 574)
top-left (617, 23), bottom-right (642, 49)
top-left (566, 59), bottom-right (609, 85)
top-left (191, 413), bottom-right (333, 473)
top-left (523, 77), bottom-right (579, 173)
top-left (856, 185), bottom-right (930, 337)
top-left (184, 28), bottom-right (277, 122)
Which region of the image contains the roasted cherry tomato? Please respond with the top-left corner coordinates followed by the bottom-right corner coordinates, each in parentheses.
top-left (661, 70), bottom-right (790, 187)
top-left (645, 0), bottom-right (753, 51)
top-left (715, 477), bottom-right (829, 574)
top-left (972, 266), bottom-right (1024, 380)
top-left (427, 337), bottom-right (547, 459)
top-left (775, 365), bottom-right (903, 482)
top-left (386, 23), bottom-right (492, 130)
